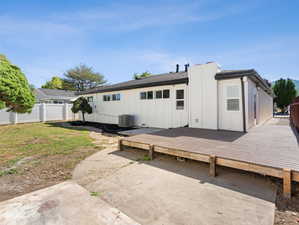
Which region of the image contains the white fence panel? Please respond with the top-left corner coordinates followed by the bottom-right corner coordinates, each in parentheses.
top-left (17, 104), bottom-right (41, 123)
top-left (45, 104), bottom-right (64, 121)
top-left (0, 109), bottom-right (11, 125)
top-left (0, 104), bottom-right (78, 125)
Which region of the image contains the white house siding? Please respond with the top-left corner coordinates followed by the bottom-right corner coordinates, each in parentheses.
top-left (83, 84), bottom-right (188, 128)
top-left (188, 63), bottom-right (220, 129)
top-left (218, 78), bottom-right (243, 132)
top-left (257, 87), bottom-right (273, 124)
top-left (246, 78), bottom-right (257, 129)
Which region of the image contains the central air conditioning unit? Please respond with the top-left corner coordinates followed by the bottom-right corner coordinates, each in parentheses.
top-left (118, 114), bottom-right (135, 128)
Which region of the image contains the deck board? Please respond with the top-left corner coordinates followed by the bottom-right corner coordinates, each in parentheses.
top-left (122, 118), bottom-right (299, 180)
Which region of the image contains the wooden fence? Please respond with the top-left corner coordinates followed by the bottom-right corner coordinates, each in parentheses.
top-left (290, 97), bottom-right (299, 130)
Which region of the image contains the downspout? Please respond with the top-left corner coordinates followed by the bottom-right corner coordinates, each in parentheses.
top-left (241, 77), bottom-right (247, 133)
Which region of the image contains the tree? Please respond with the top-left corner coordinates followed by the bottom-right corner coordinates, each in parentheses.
top-left (42, 76), bottom-right (64, 89)
top-left (0, 54), bottom-right (35, 113)
top-left (64, 64), bottom-right (106, 91)
top-left (273, 78), bottom-right (297, 113)
top-left (71, 97), bottom-right (92, 122)
top-left (133, 71), bottom-right (152, 80)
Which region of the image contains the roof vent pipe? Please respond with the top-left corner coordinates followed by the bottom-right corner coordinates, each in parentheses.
top-left (184, 64), bottom-right (190, 72)
top-left (176, 64), bottom-right (179, 73)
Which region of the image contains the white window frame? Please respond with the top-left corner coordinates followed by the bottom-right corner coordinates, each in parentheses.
top-left (225, 85), bottom-right (240, 112)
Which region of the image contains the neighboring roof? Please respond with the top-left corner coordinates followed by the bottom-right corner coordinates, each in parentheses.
top-left (215, 69), bottom-right (273, 95)
top-left (79, 71), bottom-right (188, 95)
top-left (34, 88), bottom-right (76, 100)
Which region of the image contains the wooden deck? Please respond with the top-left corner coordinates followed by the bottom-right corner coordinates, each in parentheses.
top-left (119, 118), bottom-right (299, 198)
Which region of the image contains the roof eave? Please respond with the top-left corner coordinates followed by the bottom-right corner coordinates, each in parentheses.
top-left (78, 78), bottom-right (188, 95)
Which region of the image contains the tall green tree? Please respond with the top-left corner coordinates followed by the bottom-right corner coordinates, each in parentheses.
top-left (273, 78), bottom-right (297, 112)
top-left (71, 97), bottom-right (92, 122)
top-left (42, 76), bottom-right (64, 89)
top-left (133, 71), bottom-right (151, 80)
top-left (0, 54), bottom-right (35, 113)
top-left (64, 64), bottom-right (106, 91)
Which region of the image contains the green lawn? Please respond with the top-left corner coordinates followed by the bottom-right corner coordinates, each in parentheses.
top-left (0, 123), bottom-right (97, 169)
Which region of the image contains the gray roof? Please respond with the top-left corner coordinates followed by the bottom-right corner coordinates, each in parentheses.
top-left (79, 71), bottom-right (188, 95)
top-left (79, 68), bottom-right (272, 96)
top-left (35, 88), bottom-right (76, 100)
top-left (215, 69), bottom-right (272, 94)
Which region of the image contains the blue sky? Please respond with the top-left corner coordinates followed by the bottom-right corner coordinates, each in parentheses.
top-left (0, 0), bottom-right (298, 87)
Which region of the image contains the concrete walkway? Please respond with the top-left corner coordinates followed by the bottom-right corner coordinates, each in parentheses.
top-left (0, 181), bottom-right (140, 225)
top-left (73, 147), bottom-right (277, 225)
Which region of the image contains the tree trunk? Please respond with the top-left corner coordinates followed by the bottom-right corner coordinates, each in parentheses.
top-left (82, 112), bottom-right (85, 123)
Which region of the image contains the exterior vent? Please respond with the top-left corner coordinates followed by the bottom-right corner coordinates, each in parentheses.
top-left (118, 114), bottom-right (135, 128)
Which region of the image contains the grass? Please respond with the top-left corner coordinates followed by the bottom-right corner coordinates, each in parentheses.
top-left (90, 191), bottom-right (100, 197)
top-left (0, 168), bottom-right (18, 177)
top-left (137, 155), bottom-right (151, 161)
top-left (0, 123), bottom-right (95, 169)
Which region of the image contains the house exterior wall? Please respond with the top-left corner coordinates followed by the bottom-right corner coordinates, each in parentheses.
top-left (80, 63), bottom-right (272, 131)
top-left (257, 87), bottom-right (273, 124)
top-left (245, 78), bottom-right (257, 129)
top-left (188, 63), bottom-right (220, 129)
top-left (245, 77), bottom-right (273, 129)
top-left (218, 78), bottom-right (244, 132)
top-left (83, 83), bottom-right (188, 128)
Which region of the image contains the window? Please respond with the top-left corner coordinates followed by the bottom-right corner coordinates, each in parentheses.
top-left (140, 92), bottom-right (146, 100)
top-left (155, 90), bottom-right (162, 99)
top-left (226, 86), bottom-right (240, 111)
top-left (163, 89), bottom-right (170, 98)
top-left (176, 89), bottom-right (184, 110)
top-left (227, 99), bottom-right (239, 111)
top-left (176, 90), bottom-right (184, 99)
top-left (87, 96), bottom-right (93, 102)
top-left (176, 100), bottom-right (184, 110)
top-left (103, 95), bottom-right (111, 101)
top-left (112, 94), bottom-right (121, 101)
top-left (147, 91), bottom-right (153, 99)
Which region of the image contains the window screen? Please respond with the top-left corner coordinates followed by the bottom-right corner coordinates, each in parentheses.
top-left (103, 95), bottom-right (111, 101)
top-left (163, 89), bottom-right (170, 98)
top-left (227, 99), bottom-right (240, 111)
top-left (176, 90), bottom-right (184, 99)
top-left (140, 92), bottom-right (146, 100)
top-left (155, 90), bottom-right (162, 99)
top-left (147, 91), bottom-right (153, 99)
top-left (116, 94), bottom-right (120, 101)
top-left (176, 100), bottom-right (184, 110)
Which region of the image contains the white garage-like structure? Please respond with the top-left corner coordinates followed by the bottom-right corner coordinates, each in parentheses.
top-left (80, 62), bottom-right (273, 132)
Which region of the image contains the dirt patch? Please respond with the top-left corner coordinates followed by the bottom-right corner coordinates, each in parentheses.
top-left (0, 122), bottom-right (120, 202)
top-left (0, 147), bottom-right (98, 202)
top-left (274, 180), bottom-right (299, 225)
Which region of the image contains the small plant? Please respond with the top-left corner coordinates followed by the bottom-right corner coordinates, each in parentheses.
top-left (0, 168), bottom-right (18, 177)
top-left (137, 155), bottom-right (151, 161)
top-left (90, 191), bottom-right (100, 197)
top-left (71, 97), bottom-right (92, 122)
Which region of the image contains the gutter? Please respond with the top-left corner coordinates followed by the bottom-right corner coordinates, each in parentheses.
top-left (241, 77), bottom-right (247, 133)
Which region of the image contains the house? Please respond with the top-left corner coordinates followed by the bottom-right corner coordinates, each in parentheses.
top-left (34, 88), bottom-right (77, 104)
top-left (79, 62), bottom-right (273, 132)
